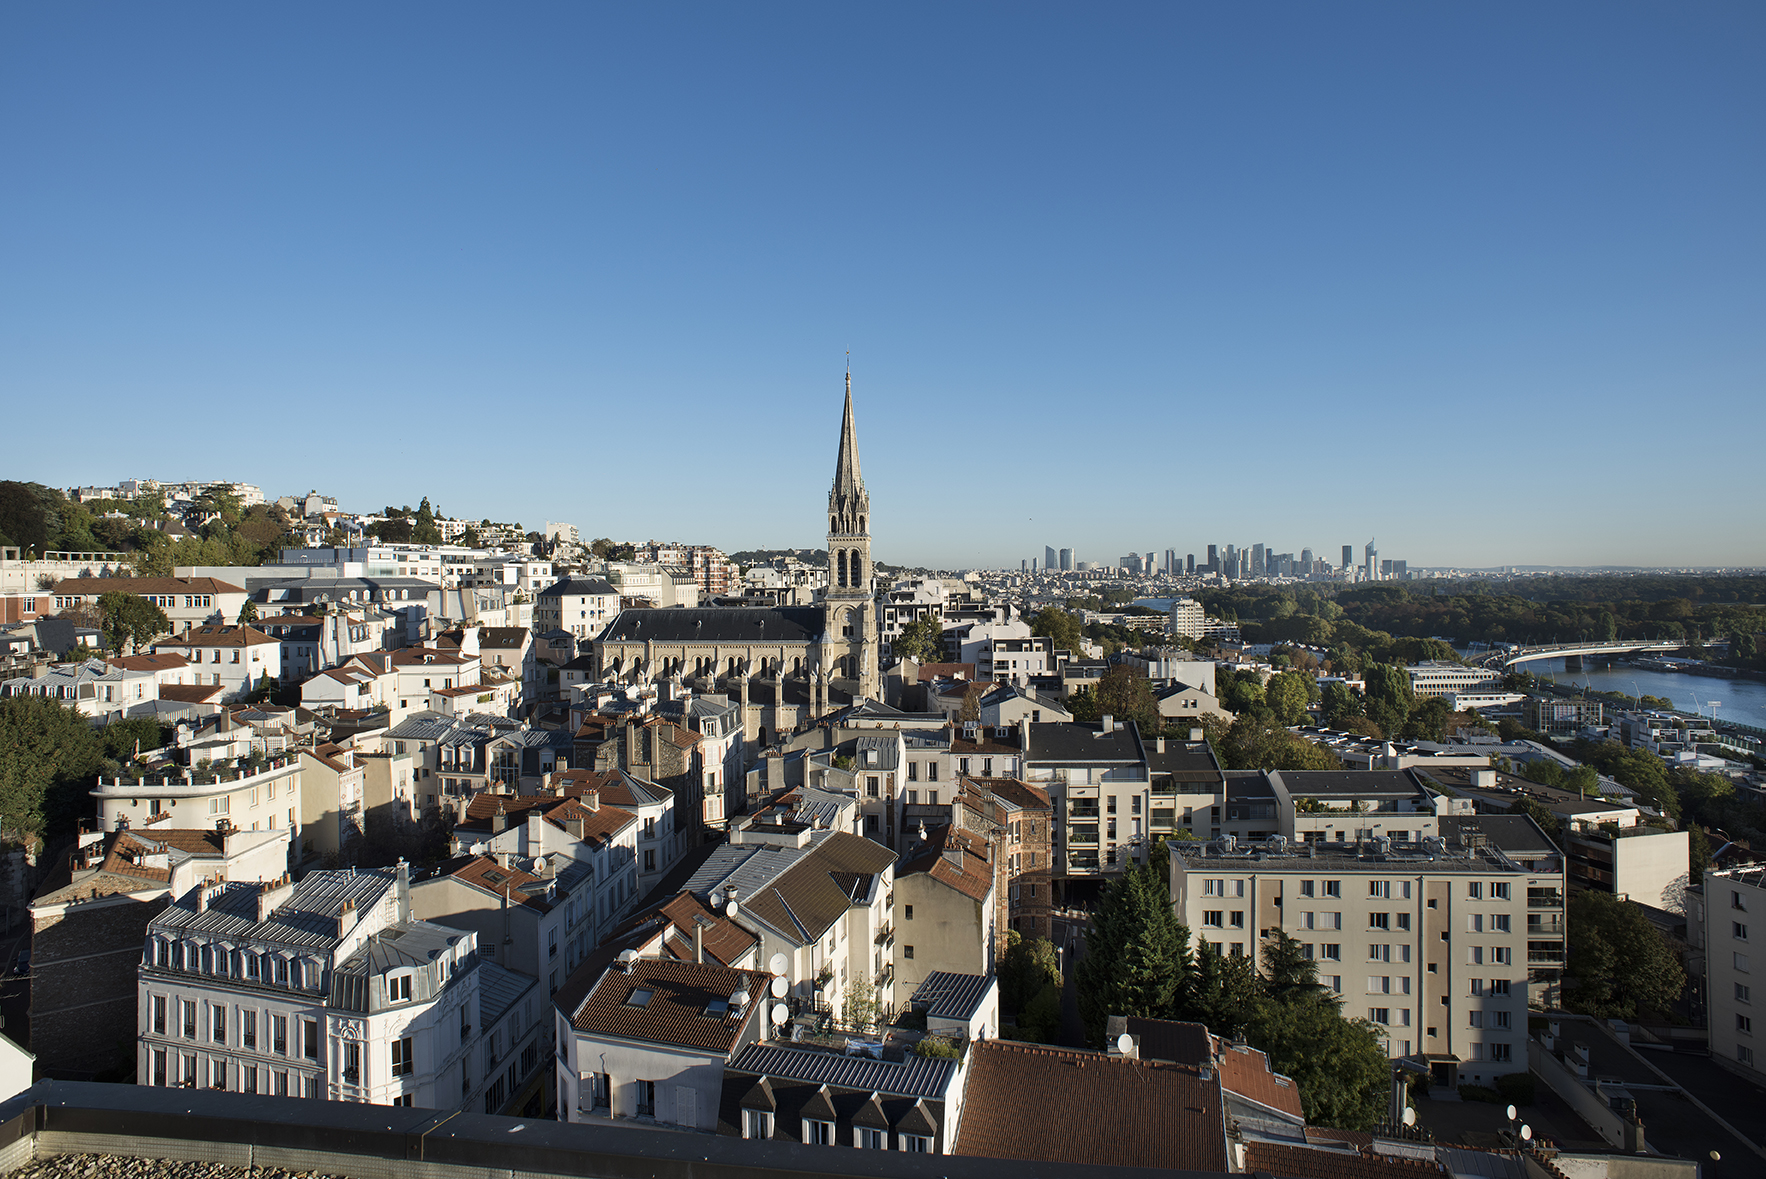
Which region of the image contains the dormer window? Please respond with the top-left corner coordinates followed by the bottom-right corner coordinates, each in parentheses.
top-left (390, 973), bottom-right (413, 1002)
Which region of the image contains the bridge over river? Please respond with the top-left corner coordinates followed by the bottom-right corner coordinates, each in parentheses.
top-left (1474, 640), bottom-right (1685, 671)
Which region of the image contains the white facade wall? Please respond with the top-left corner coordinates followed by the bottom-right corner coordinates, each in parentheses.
top-left (1704, 869), bottom-right (1766, 1082)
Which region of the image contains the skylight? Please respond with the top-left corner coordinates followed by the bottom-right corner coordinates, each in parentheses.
top-left (704, 998), bottom-right (729, 1018)
top-left (627, 988), bottom-right (654, 1008)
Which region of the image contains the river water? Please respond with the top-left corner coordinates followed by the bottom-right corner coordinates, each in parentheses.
top-left (1524, 657), bottom-right (1766, 731)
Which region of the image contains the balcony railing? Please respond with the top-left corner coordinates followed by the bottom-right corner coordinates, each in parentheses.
top-left (1528, 891), bottom-right (1564, 909)
top-left (874, 924), bottom-right (893, 947)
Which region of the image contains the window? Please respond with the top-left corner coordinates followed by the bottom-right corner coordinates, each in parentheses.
top-left (1740, 1015), bottom-right (1754, 1035)
top-left (867, 776), bottom-right (880, 796)
top-left (1468, 1011), bottom-right (1484, 1028)
top-left (1493, 1011), bottom-right (1511, 1029)
top-left (1735, 890), bottom-right (1749, 912)
top-left (900, 1135), bottom-right (930, 1153)
top-left (392, 974), bottom-right (413, 1002)
top-left (1299, 880), bottom-right (1315, 898)
top-left (153, 996), bottom-right (166, 1035)
top-left (392, 1036), bottom-right (414, 1075)
top-left (272, 1015), bottom-right (287, 1054)
top-left (1369, 881), bottom-right (1390, 899)
top-left (1492, 883), bottom-right (1510, 900)
top-left (1494, 947), bottom-right (1511, 965)
top-left (1229, 911), bottom-right (1245, 929)
top-left (1322, 944), bottom-right (1341, 961)
top-left (241, 1010), bottom-right (256, 1049)
top-left (1491, 978), bottom-right (1510, 996)
top-left (904, 905), bottom-right (914, 920)
top-left (302, 1019), bottom-right (319, 1060)
top-left (1490, 1043), bottom-right (1512, 1062)
top-left (1370, 913), bottom-right (1389, 930)
top-left (1300, 912), bottom-right (1315, 930)
top-left (182, 1000), bottom-right (197, 1039)
top-left (1369, 1008), bottom-right (1389, 1025)
top-left (907, 762), bottom-right (917, 782)
top-left (635, 1080), bottom-right (655, 1116)
top-left (1468, 882), bottom-right (1482, 899)
top-left (1738, 983), bottom-right (1752, 1004)
top-left (1204, 911), bottom-right (1223, 928)
top-left (1738, 922), bottom-right (1750, 942)
top-left (928, 763), bottom-right (937, 782)
top-left (803, 1119), bottom-right (834, 1145)
top-left (1738, 953), bottom-right (1751, 973)
top-left (1741, 1045), bottom-right (1756, 1066)
top-left (1323, 881), bottom-right (1341, 898)
top-left (1493, 914), bottom-right (1510, 933)
top-left (904, 945), bottom-right (914, 959)
top-left (744, 1110), bottom-right (773, 1139)
top-left (1468, 915), bottom-right (1484, 933)
top-left (1396, 912), bottom-right (1411, 931)
top-left (858, 1128), bottom-right (884, 1149)
top-left (343, 1042), bottom-right (361, 1084)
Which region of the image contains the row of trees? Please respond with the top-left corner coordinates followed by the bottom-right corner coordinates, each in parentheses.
top-left (1073, 860), bottom-right (1390, 1128)
top-left (0, 696), bottom-right (167, 844)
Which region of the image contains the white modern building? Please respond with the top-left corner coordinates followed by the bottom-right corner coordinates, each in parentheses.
top-left (1700, 866), bottom-right (1766, 1084)
top-left (1404, 662), bottom-right (1501, 700)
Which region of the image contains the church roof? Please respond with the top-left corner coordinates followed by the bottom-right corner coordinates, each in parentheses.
top-left (833, 373), bottom-right (864, 495)
top-left (597, 607), bottom-right (823, 645)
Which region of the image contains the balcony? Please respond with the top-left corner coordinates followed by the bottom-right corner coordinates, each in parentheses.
top-left (1528, 891), bottom-right (1564, 909)
top-left (874, 924), bottom-right (893, 947)
top-left (1527, 945), bottom-right (1565, 964)
top-left (1527, 918), bottom-right (1565, 936)
top-left (1069, 806), bottom-right (1100, 820)
top-left (1068, 853), bottom-right (1100, 872)
top-left (875, 963), bottom-right (894, 987)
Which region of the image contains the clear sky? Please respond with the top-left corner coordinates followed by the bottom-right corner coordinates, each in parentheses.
top-left (3, 4), bottom-right (1761, 571)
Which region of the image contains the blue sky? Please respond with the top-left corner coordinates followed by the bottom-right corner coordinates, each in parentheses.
top-left (3, 3), bottom-right (1761, 570)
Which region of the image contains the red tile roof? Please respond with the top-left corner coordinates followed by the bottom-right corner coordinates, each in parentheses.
top-left (568, 957), bottom-right (767, 1054)
top-left (52, 577), bottom-right (245, 596)
top-left (898, 823), bottom-right (994, 903)
top-left (954, 1040), bottom-right (1229, 1172)
top-left (154, 625), bottom-right (275, 648)
top-left (107, 653), bottom-right (190, 672)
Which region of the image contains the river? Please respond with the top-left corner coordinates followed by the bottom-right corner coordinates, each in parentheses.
top-left (1523, 657), bottom-right (1766, 731)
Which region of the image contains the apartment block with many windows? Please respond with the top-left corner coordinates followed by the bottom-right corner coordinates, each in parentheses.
top-left (1702, 866), bottom-right (1766, 1083)
top-left (1167, 814), bottom-right (1563, 1090)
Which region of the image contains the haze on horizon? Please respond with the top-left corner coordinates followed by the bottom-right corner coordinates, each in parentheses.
top-left (2, 4), bottom-right (1761, 572)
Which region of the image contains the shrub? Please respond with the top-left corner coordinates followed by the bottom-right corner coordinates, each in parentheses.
top-left (1457, 1084), bottom-right (1502, 1104)
top-left (1496, 1072), bottom-right (1535, 1106)
top-left (914, 1036), bottom-right (961, 1060)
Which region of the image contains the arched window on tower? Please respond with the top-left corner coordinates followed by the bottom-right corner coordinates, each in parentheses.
top-left (837, 550), bottom-right (847, 588)
top-left (852, 553), bottom-right (863, 587)
top-left (859, 515), bottom-right (865, 534)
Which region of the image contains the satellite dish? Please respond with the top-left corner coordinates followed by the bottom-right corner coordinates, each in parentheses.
top-left (1506, 1104), bottom-right (1517, 1121)
top-left (1402, 1107), bottom-right (1416, 1127)
top-left (771, 1002), bottom-right (789, 1026)
top-left (1520, 1125), bottom-right (1532, 1142)
top-left (725, 900), bottom-right (739, 917)
top-left (770, 976), bottom-right (787, 998)
top-left (469, 842), bottom-right (487, 856)
top-left (768, 952), bottom-right (788, 977)
top-left (617, 949), bottom-right (639, 967)
top-left (1115, 1033), bottom-right (1134, 1055)
top-left (529, 857), bottom-right (545, 874)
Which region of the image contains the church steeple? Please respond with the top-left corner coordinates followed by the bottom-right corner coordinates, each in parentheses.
top-left (833, 369), bottom-right (863, 497)
top-left (822, 367), bottom-right (878, 706)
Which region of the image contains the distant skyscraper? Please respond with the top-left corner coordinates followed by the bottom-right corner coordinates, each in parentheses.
top-left (1059, 548), bottom-right (1073, 572)
top-left (1045, 545), bottom-right (1058, 571)
top-left (1301, 548), bottom-right (1313, 571)
top-left (1251, 543), bottom-right (1264, 578)
top-left (1145, 552), bottom-right (1154, 575)
top-left (1187, 553), bottom-right (1195, 575)
top-left (1031, 558), bottom-right (1038, 573)
top-left (1207, 544), bottom-right (1219, 573)
top-left (1342, 544), bottom-right (1354, 571)
top-left (1365, 540), bottom-right (1377, 581)
top-left (1021, 559), bottom-right (1027, 572)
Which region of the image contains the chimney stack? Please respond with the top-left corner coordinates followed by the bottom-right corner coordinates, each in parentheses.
top-left (1101, 715), bottom-right (1113, 733)
top-left (694, 922), bottom-right (704, 964)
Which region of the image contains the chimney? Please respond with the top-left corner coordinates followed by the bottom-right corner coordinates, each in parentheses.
top-left (490, 806), bottom-right (507, 835)
top-left (30, 659), bottom-right (49, 679)
top-left (694, 922), bottom-right (705, 964)
top-left (1189, 727), bottom-right (1204, 743)
top-left (336, 899), bottom-right (359, 938)
top-left (1156, 736), bottom-right (1166, 753)
top-left (1101, 714), bottom-right (1113, 733)
top-left (581, 788), bottom-right (600, 812)
top-left (257, 873), bottom-right (294, 922)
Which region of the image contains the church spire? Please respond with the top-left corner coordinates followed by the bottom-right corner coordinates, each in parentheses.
top-left (833, 367), bottom-right (863, 496)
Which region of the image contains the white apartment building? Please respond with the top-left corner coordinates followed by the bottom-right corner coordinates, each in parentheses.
top-left (1700, 866), bottom-right (1766, 1084)
top-left (534, 578), bottom-right (621, 640)
top-left (136, 865), bottom-right (542, 1113)
top-left (1, 658), bottom-right (159, 720)
top-left (151, 625), bottom-right (281, 701)
top-left (1405, 661), bottom-right (1501, 700)
top-left (92, 756), bottom-right (303, 853)
top-left (1168, 816), bottom-right (1565, 1089)
top-left (975, 635), bottom-right (1053, 685)
top-left (49, 577), bottom-right (248, 638)
top-left (1168, 598), bottom-right (1206, 640)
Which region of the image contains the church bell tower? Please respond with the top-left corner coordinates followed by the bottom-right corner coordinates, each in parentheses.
top-left (822, 370), bottom-right (880, 705)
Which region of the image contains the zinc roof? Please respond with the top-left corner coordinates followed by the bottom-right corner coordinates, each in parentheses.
top-left (726, 1042), bottom-right (957, 1100)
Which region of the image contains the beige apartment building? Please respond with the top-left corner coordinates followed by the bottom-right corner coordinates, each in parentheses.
top-left (1701, 866), bottom-right (1766, 1083)
top-left (1168, 814), bottom-right (1564, 1091)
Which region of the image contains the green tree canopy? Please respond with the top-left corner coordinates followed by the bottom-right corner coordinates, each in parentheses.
top-left (1075, 864), bottom-right (1192, 1045)
top-left (99, 591), bottom-right (170, 654)
top-left (998, 930), bottom-right (1063, 1012)
top-left (1094, 665), bottom-right (1162, 734)
top-left (411, 497), bottom-right (443, 545)
top-left (1265, 670), bottom-right (1312, 726)
top-left (1216, 714), bottom-right (1340, 771)
top-left (892, 613), bottom-right (946, 664)
top-left (1030, 607), bottom-right (1084, 654)
top-left (1563, 890), bottom-right (1685, 1019)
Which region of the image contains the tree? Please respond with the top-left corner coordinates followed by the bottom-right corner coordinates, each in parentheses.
top-left (1245, 989), bottom-right (1389, 1130)
top-left (1363, 663), bottom-right (1413, 737)
top-left (1173, 942), bottom-right (1260, 1039)
top-left (371, 515), bottom-right (414, 543)
top-left (238, 599), bottom-right (258, 623)
top-left (0, 695), bottom-right (105, 842)
top-left (1265, 671), bottom-right (1311, 726)
top-left (1319, 681), bottom-right (1363, 728)
top-left (1217, 668), bottom-right (1267, 714)
top-left (892, 614), bottom-right (945, 664)
top-left (411, 498), bottom-right (443, 546)
top-left (98, 591), bottom-right (169, 654)
top-left (998, 930), bottom-right (1062, 1012)
top-left (1075, 865), bottom-right (1191, 1045)
top-left (1563, 890), bottom-right (1685, 1019)
top-left (1216, 714), bottom-right (1340, 771)
top-left (1094, 665), bottom-right (1162, 734)
top-left (958, 684), bottom-right (983, 724)
top-left (1030, 607), bottom-right (1084, 654)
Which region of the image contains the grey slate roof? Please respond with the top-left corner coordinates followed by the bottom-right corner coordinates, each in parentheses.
top-left (598, 607), bottom-right (823, 645)
top-left (537, 578), bottom-right (618, 598)
top-left (1440, 814), bottom-right (1559, 857)
top-left (684, 844), bottom-right (809, 908)
top-left (478, 960), bottom-right (538, 1028)
top-left (1024, 721), bottom-right (1146, 764)
top-left (911, 972), bottom-right (993, 1021)
top-left (151, 869), bottom-right (395, 951)
top-left (726, 1043), bottom-right (958, 1100)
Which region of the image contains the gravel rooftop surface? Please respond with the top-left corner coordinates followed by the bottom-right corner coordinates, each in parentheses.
top-left (9, 1155), bottom-right (348, 1179)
